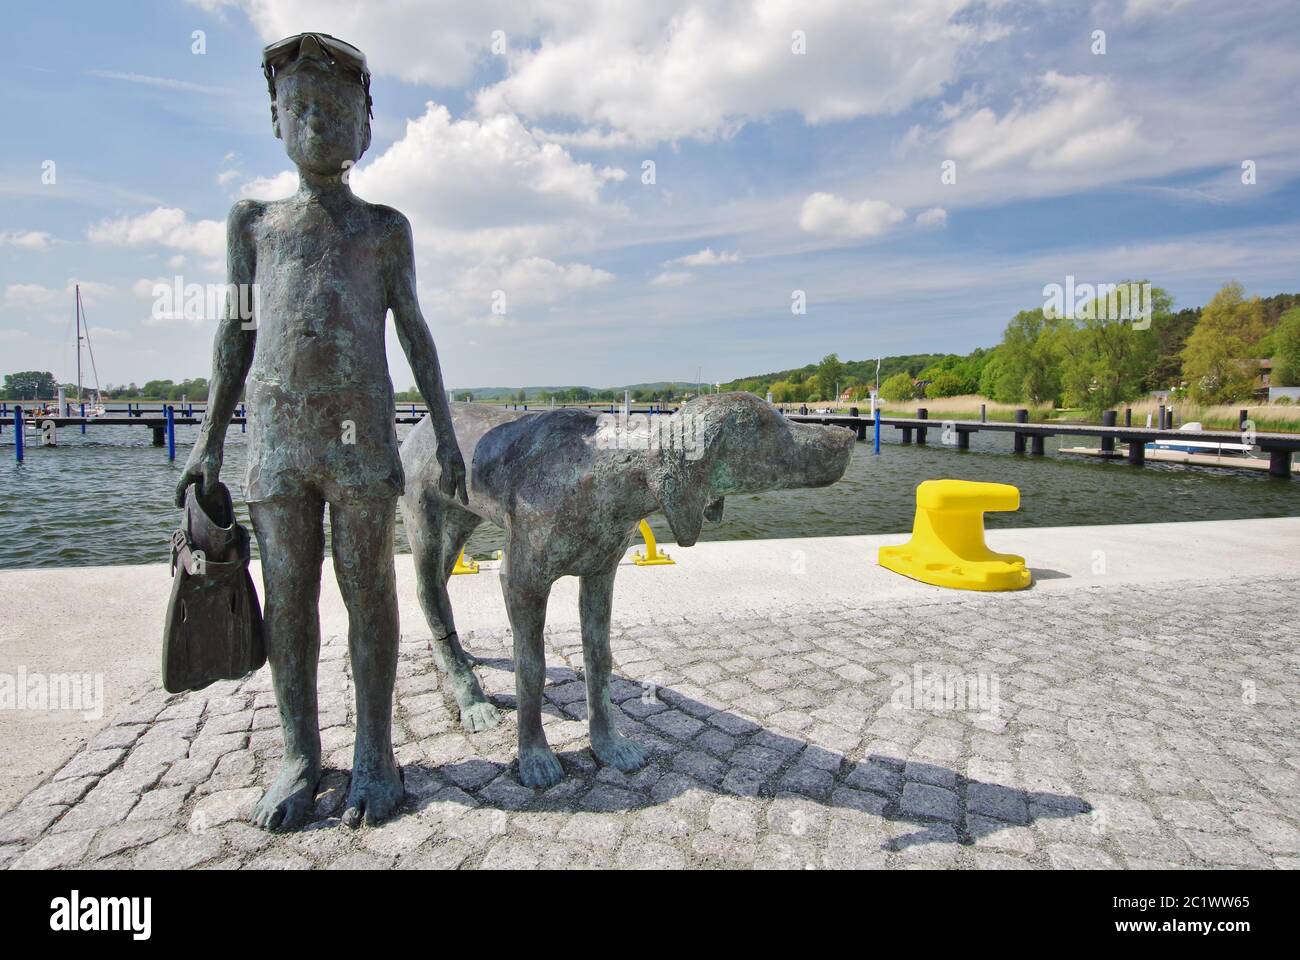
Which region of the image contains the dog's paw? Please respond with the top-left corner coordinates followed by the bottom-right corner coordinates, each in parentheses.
top-left (592, 733), bottom-right (649, 773)
top-left (518, 746), bottom-right (564, 789)
top-left (460, 700), bottom-right (501, 734)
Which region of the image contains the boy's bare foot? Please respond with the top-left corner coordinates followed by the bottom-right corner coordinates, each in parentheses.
top-left (341, 754), bottom-right (404, 828)
top-left (251, 754), bottom-right (321, 831)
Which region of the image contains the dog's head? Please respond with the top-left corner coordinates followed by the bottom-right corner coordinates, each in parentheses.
top-left (647, 392), bottom-right (855, 546)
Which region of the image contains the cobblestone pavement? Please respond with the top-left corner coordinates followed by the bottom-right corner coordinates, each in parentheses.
top-left (3, 576), bottom-right (1298, 870)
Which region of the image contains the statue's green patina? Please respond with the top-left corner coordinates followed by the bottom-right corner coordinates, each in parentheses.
top-left (175, 33), bottom-right (468, 830)
top-left (400, 395), bottom-right (855, 788)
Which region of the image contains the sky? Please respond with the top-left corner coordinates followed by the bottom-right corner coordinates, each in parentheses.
top-left (1, 0), bottom-right (1298, 392)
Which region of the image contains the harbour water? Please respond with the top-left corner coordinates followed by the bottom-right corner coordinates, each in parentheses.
top-left (1, 414), bottom-right (1297, 569)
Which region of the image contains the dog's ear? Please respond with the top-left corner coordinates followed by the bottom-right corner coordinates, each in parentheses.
top-left (647, 461), bottom-right (712, 548)
top-left (704, 497), bottom-right (724, 523)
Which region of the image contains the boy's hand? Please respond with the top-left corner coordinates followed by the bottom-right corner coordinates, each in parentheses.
top-left (437, 441), bottom-right (469, 504)
top-left (175, 441), bottom-right (223, 508)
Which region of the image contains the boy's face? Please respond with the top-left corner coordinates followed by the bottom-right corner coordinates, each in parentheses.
top-left (275, 61), bottom-right (370, 176)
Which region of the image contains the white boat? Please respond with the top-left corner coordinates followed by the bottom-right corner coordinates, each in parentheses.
top-left (1146, 422), bottom-right (1254, 457)
top-left (73, 284), bottom-right (107, 417)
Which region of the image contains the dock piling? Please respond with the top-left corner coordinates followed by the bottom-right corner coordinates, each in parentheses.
top-left (873, 402), bottom-right (881, 454)
top-left (1101, 410), bottom-right (1117, 454)
top-left (165, 405), bottom-right (176, 461)
top-left (80, 402), bottom-right (86, 434)
top-left (1013, 409), bottom-right (1028, 454)
top-left (1268, 449), bottom-right (1292, 478)
top-left (916, 407), bottom-right (928, 445)
top-left (13, 406), bottom-right (23, 462)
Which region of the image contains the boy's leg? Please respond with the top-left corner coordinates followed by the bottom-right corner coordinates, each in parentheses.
top-left (330, 495), bottom-right (403, 827)
top-left (249, 492), bottom-right (326, 831)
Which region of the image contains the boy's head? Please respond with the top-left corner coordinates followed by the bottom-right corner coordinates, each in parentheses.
top-left (262, 33), bottom-right (373, 175)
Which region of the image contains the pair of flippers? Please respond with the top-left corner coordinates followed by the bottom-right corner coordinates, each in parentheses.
top-left (162, 482), bottom-right (266, 693)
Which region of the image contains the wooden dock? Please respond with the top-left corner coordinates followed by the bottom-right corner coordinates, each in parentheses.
top-left (1059, 445), bottom-right (1300, 473)
top-left (785, 409), bottom-right (1300, 478)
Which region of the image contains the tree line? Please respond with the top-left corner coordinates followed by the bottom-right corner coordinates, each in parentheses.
top-left (720, 282), bottom-right (1300, 416)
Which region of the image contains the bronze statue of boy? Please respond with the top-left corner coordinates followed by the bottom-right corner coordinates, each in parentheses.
top-left (176, 33), bottom-right (468, 830)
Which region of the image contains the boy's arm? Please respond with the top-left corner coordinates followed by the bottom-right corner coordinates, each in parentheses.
top-left (174, 201), bottom-right (259, 507)
top-left (387, 212), bottom-right (469, 504)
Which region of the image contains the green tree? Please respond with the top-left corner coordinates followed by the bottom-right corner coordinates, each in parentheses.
top-left (817, 353), bottom-right (844, 398)
top-left (995, 309), bottom-right (1064, 404)
top-left (1183, 282), bottom-right (1270, 403)
top-left (1272, 306), bottom-right (1300, 387)
top-left (925, 371), bottom-right (966, 398)
top-left (2, 370), bottom-right (58, 400)
top-left (1058, 285), bottom-right (1169, 417)
top-left (879, 371), bottom-right (917, 402)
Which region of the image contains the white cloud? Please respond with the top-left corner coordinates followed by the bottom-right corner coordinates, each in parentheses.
top-left (651, 271), bottom-right (692, 287)
top-left (435, 256), bottom-right (614, 320)
top-left (915, 207), bottom-right (948, 228)
top-left (238, 171), bottom-right (297, 201)
top-left (4, 280), bottom-right (113, 308)
top-left (198, 0), bottom-right (1002, 146)
top-left (799, 193), bottom-right (906, 239)
top-left (0, 230), bottom-right (53, 250)
top-left (1123, 0), bottom-right (1192, 20)
top-left (476, 0), bottom-right (999, 145)
top-left (86, 207), bottom-right (225, 260)
top-left (350, 103), bottom-right (625, 259)
top-left (88, 326), bottom-right (130, 340)
top-left (942, 72), bottom-right (1161, 173)
top-left (216, 169), bottom-right (240, 187)
top-left (187, 0), bottom-right (543, 87)
top-left (666, 248), bottom-right (743, 268)
top-left (85, 69), bottom-right (234, 96)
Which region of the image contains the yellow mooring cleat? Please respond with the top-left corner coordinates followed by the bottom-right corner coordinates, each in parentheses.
top-left (877, 479), bottom-right (1032, 591)
top-left (451, 549), bottom-right (479, 575)
top-left (632, 519), bottom-right (675, 566)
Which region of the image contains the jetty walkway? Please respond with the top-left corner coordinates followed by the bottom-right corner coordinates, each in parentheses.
top-left (1, 518), bottom-right (1297, 869)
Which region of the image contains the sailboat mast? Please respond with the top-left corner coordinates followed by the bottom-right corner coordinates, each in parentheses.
top-left (76, 284), bottom-right (83, 404)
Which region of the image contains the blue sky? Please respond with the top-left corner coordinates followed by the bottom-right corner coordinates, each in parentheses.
top-left (2, 0), bottom-right (1298, 391)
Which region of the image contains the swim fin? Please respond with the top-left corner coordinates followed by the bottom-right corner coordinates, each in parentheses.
top-left (162, 481), bottom-right (266, 693)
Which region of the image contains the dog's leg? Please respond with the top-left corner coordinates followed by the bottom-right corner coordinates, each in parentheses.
top-left (403, 493), bottom-right (499, 733)
top-left (581, 565), bottom-right (649, 774)
top-left (501, 554), bottom-right (562, 789)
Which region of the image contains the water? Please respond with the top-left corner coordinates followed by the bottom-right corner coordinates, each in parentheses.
top-left (0, 415), bottom-right (1296, 569)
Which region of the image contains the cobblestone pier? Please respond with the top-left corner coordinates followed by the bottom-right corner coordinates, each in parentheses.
top-left (3, 574), bottom-right (1297, 870)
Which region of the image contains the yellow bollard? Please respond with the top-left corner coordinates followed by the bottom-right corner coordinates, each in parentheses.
top-left (877, 479), bottom-right (1031, 591)
top-left (451, 549), bottom-right (479, 575)
top-left (632, 519), bottom-right (675, 566)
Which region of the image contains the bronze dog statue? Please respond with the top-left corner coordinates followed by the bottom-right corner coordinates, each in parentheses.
top-left (400, 392), bottom-right (855, 788)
